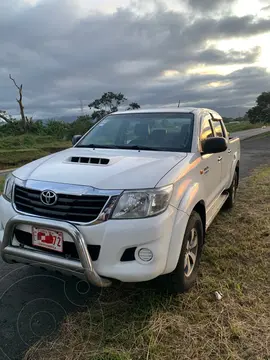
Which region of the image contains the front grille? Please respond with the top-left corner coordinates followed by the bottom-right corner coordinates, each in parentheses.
top-left (14, 229), bottom-right (100, 261)
top-left (14, 185), bottom-right (109, 223)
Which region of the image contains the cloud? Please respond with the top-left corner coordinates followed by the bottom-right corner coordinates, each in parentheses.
top-left (0, 0), bottom-right (269, 118)
top-left (186, 0), bottom-right (236, 12)
top-left (261, 5), bottom-right (270, 11)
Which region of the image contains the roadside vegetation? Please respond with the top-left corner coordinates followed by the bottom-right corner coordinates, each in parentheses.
top-left (25, 166), bottom-right (270, 360)
top-left (0, 176), bottom-right (4, 193)
top-left (0, 135), bottom-right (70, 170)
top-left (225, 121), bottom-right (265, 133)
top-left (1, 89), bottom-right (269, 171)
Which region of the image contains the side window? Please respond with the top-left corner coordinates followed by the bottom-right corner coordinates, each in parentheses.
top-left (212, 120), bottom-right (225, 137)
top-left (201, 117), bottom-right (214, 144)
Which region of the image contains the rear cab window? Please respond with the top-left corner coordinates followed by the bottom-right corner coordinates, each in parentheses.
top-left (211, 120), bottom-right (226, 138)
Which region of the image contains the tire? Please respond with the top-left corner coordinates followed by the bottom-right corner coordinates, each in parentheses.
top-left (223, 171), bottom-right (238, 210)
top-left (166, 211), bottom-right (204, 294)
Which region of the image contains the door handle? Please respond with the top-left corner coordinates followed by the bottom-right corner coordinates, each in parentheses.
top-left (218, 156), bottom-right (222, 162)
top-left (228, 149), bottom-right (232, 154)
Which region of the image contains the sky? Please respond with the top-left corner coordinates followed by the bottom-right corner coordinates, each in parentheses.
top-left (0, 0), bottom-right (270, 119)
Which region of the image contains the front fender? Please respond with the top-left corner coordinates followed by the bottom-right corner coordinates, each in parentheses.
top-left (163, 182), bottom-right (206, 274)
top-left (163, 209), bottom-right (190, 274)
top-left (177, 181), bottom-right (206, 215)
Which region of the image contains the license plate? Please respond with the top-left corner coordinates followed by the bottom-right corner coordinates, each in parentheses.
top-left (32, 227), bottom-right (64, 253)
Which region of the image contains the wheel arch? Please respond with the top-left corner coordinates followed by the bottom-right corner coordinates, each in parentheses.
top-left (193, 200), bottom-right (206, 239)
top-left (235, 161), bottom-right (240, 187)
top-left (164, 199), bottom-right (206, 275)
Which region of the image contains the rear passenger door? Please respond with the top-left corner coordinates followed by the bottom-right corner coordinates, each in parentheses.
top-left (200, 115), bottom-right (223, 209)
top-left (211, 119), bottom-right (231, 190)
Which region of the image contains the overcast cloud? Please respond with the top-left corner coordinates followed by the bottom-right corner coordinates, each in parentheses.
top-left (0, 0), bottom-right (270, 119)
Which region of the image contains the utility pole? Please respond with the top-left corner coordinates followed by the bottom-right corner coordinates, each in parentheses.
top-left (79, 99), bottom-right (84, 116)
top-left (177, 100), bottom-right (180, 108)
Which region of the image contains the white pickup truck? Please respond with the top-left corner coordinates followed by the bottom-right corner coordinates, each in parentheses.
top-left (0, 108), bottom-right (240, 293)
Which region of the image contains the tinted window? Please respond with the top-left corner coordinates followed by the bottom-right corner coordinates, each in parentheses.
top-left (201, 117), bottom-right (214, 143)
top-left (77, 113), bottom-right (194, 152)
top-left (212, 120), bottom-right (224, 137)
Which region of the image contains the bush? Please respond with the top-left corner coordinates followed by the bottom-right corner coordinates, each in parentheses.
top-left (0, 115), bottom-right (93, 141)
top-left (67, 115), bottom-right (93, 139)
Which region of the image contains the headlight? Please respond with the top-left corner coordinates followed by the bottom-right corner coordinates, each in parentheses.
top-left (112, 185), bottom-right (173, 219)
top-left (3, 174), bottom-right (15, 202)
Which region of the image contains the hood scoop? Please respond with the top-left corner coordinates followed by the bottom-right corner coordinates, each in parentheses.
top-left (69, 156), bottom-right (110, 165)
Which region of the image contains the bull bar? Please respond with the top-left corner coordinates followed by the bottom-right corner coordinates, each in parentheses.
top-left (0, 215), bottom-right (112, 287)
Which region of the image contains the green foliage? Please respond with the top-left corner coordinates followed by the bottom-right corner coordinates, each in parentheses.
top-left (246, 91), bottom-right (270, 123)
top-left (0, 135), bottom-right (70, 170)
top-left (0, 134), bottom-right (59, 149)
top-left (0, 116), bottom-right (93, 141)
top-left (1, 92), bottom-right (139, 139)
top-left (0, 177), bottom-right (4, 193)
top-left (226, 121), bottom-right (262, 133)
top-left (44, 119), bottom-right (69, 139)
top-left (127, 102), bottom-right (140, 110)
top-left (68, 115), bottom-right (93, 137)
top-left (89, 92), bottom-right (127, 112)
top-left (88, 92), bottom-right (140, 121)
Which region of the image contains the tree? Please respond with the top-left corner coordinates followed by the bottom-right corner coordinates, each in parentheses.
top-left (88, 92), bottom-right (141, 122)
top-left (88, 92), bottom-right (127, 122)
top-left (246, 91), bottom-right (270, 123)
top-left (127, 102), bottom-right (140, 110)
top-left (0, 109), bottom-right (11, 123)
top-left (9, 74), bottom-right (33, 131)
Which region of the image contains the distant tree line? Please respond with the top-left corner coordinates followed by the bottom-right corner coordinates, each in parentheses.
top-left (0, 88), bottom-right (141, 139)
top-left (246, 91), bottom-right (270, 124)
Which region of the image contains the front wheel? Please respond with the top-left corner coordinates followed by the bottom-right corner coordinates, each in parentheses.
top-left (165, 211), bottom-right (204, 294)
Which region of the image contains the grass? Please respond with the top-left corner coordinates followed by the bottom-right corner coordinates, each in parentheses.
top-left (226, 121), bottom-right (265, 133)
top-left (0, 176), bottom-right (5, 193)
top-left (0, 135), bottom-right (70, 170)
top-left (24, 166), bottom-right (270, 360)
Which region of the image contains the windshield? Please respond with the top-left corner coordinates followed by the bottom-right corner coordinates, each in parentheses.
top-left (76, 113), bottom-right (194, 152)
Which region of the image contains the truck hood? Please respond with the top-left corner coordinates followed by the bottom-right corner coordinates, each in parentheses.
top-left (13, 148), bottom-right (187, 189)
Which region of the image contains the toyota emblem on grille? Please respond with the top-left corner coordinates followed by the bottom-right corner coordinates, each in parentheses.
top-left (40, 190), bottom-right (58, 206)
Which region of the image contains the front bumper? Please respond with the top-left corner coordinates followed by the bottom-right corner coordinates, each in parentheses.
top-left (1, 215), bottom-right (112, 287)
top-left (0, 196), bottom-right (180, 284)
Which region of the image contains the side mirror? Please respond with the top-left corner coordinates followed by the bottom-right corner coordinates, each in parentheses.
top-left (202, 137), bottom-right (227, 154)
top-left (72, 135), bottom-right (82, 146)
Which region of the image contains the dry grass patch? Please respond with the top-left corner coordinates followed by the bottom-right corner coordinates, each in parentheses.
top-left (25, 167), bottom-right (270, 360)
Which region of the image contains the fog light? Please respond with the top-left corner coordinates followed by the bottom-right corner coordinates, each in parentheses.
top-left (138, 248), bottom-right (153, 262)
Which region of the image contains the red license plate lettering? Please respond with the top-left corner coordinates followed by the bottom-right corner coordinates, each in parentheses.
top-left (32, 227), bottom-right (63, 253)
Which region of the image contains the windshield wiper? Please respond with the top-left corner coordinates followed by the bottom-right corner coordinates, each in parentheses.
top-left (76, 144), bottom-right (164, 151)
top-left (118, 145), bottom-right (161, 151)
top-left (76, 144), bottom-right (120, 149)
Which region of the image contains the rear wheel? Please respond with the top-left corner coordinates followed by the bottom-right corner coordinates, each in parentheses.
top-left (166, 211), bottom-right (204, 293)
top-left (224, 171), bottom-right (238, 210)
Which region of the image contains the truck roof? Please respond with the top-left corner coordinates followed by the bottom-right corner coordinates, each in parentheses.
top-left (115, 107), bottom-right (222, 119)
